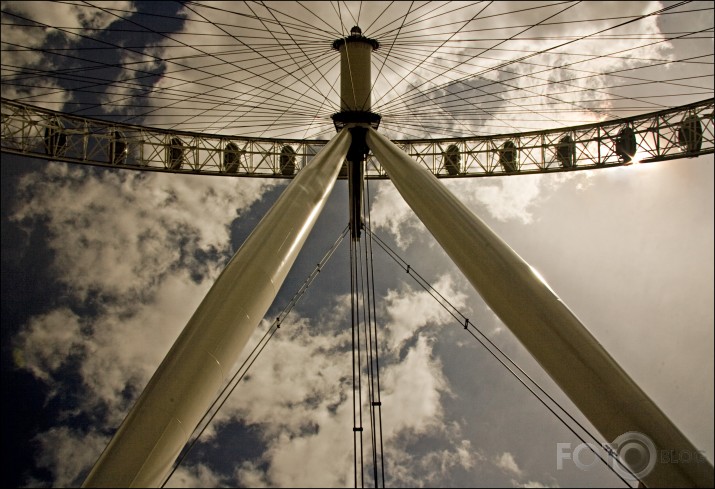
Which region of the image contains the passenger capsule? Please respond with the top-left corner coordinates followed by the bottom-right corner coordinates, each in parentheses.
top-left (110, 130), bottom-right (127, 165)
top-left (499, 140), bottom-right (518, 172)
top-left (280, 145), bottom-right (296, 176)
top-left (556, 135), bottom-right (575, 168)
top-left (615, 126), bottom-right (636, 163)
top-left (168, 137), bottom-right (184, 169)
top-left (224, 142), bottom-right (241, 173)
top-left (443, 144), bottom-right (460, 175)
top-left (44, 118), bottom-right (67, 157)
top-left (678, 114), bottom-right (702, 153)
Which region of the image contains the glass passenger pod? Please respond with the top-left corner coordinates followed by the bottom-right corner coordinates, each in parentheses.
top-left (499, 140), bottom-right (518, 172)
top-left (224, 142), bottom-right (242, 173)
top-left (556, 135), bottom-right (576, 168)
top-left (442, 144), bottom-right (461, 176)
top-left (678, 114), bottom-right (703, 154)
top-left (615, 126), bottom-right (637, 163)
top-left (44, 117), bottom-right (67, 157)
top-left (280, 145), bottom-right (296, 176)
top-left (110, 130), bottom-right (128, 165)
top-left (168, 137), bottom-right (184, 170)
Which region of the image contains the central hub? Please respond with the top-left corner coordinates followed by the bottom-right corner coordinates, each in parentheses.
top-left (331, 26), bottom-right (381, 132)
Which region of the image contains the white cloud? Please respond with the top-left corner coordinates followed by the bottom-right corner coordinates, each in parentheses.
top-left (516, 480), bottom-right (559, 488)
top-left (101, 44), bottom-right (167, 115)
top-left (369, 180), bottom-right (422, 249)
top-left (78, 269), bottom-right (222, 425)
top-left (197, 311), bottom-right (354, 487)
top-left (9, 161), bottom-right (276, 483)
top-left (32, 427), bottom-right (109, 488)
top-left (382, 274), bottom-right (467, 352)
top-left (1, 1), bottom-right (136, 108)
top-left (216, 315), bottom-right (350, 425)
top-left (443, 166), bottom-right (595, 226)
top-left (13, 266), bottom-right (225, 427)
top-left (496, 451), bottom-right (523, 477)
top-left (370, 165), bottom-right (593, 248)
top-left (2, 1), bottom-right (134, 31)
top-left (165, 463), bottom-right (224, 488)
top-left (11, 163), bottom-right (272, 301)
top-left (388, 438), bottom-right (483, 488)
top-left (380, 335), bottom-right (449, 437)
top-left (201, 298), bottom-right (465, 488)
top-left (13, 308), bottom-right (84, 384)
top-left (373, 1), bottom-right (679, 139)
top-left (449, 176), bottom-right (544, 225)
top-left (234, 461), bottom-right (270, 488)
top-left (96, 1), bottom-right (345, 138)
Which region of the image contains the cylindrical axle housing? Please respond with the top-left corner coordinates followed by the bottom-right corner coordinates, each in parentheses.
top-left (333, 26), bottom-right (379, 112)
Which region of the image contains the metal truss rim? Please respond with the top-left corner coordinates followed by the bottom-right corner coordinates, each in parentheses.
top-left (2, 97), bottom-right (713, 180)
top-left (2, 96), bottom-right (712, 145)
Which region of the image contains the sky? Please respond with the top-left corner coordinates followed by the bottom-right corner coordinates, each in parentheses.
top-left (1, 1), bottom-right (713, 488)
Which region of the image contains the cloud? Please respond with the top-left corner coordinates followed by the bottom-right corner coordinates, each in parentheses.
top-left (373, 1), bottom-right (678, 138)
top-left (10, 163), bottom-right (272, 301)
top-left (388, 438), bottom-right (483, 488)
top-left (13, 308), bottom-right (84, 385)
top-left (368, 180), bottom-right (423, 248)
top-left (496, 451), bottom-right (523, 477)
top-left (0, 1), bottom-right (136, 108)
top-left (165, 463), bottom-right (225, 488)
top-left (517, 481), bottom-right (558, 488)
top-left (30, 427), bottom-right (109, 488)
top-left (448, 176), bottom-right (545, 225)
top-left (100, 44), bottom-right (167, 116)
top-left (369, 161), bottom-right (596, 251)
top-left (2, 1), bottom-right (134, 31)
top-left (93, 1), bottom-right (344, 139)
top-left (13, 265), bottom-right (228, 427)
top-left (196, 285), bottom-right (469, 487)
top-left (234, 461), bottom-right (270, 488)
top-left (9, 161), bottom-right (276, 484)
top-left (449, 170), bottom-right (593, 225)
top-left (382, 274), bottom-right (467, 352)
top-left (78, 269), bottom-right (225, 424)
top-left (380, 335), bottom-right (449, 437)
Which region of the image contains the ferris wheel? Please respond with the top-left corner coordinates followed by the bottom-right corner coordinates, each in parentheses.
top-left (1, 2), bottom-right (713, 488)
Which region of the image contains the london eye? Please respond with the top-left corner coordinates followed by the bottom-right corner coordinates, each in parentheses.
top-left (1, 2), bottom-right (713, 487)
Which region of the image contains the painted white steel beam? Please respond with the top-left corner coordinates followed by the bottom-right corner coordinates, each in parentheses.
top-left (365, 126), bottom-right (714, 488)
top-left (82, 129), bottom-right (352, 488)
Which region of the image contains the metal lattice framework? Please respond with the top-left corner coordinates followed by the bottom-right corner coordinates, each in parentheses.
top-left (2, 97), bottom-right (713, 179)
